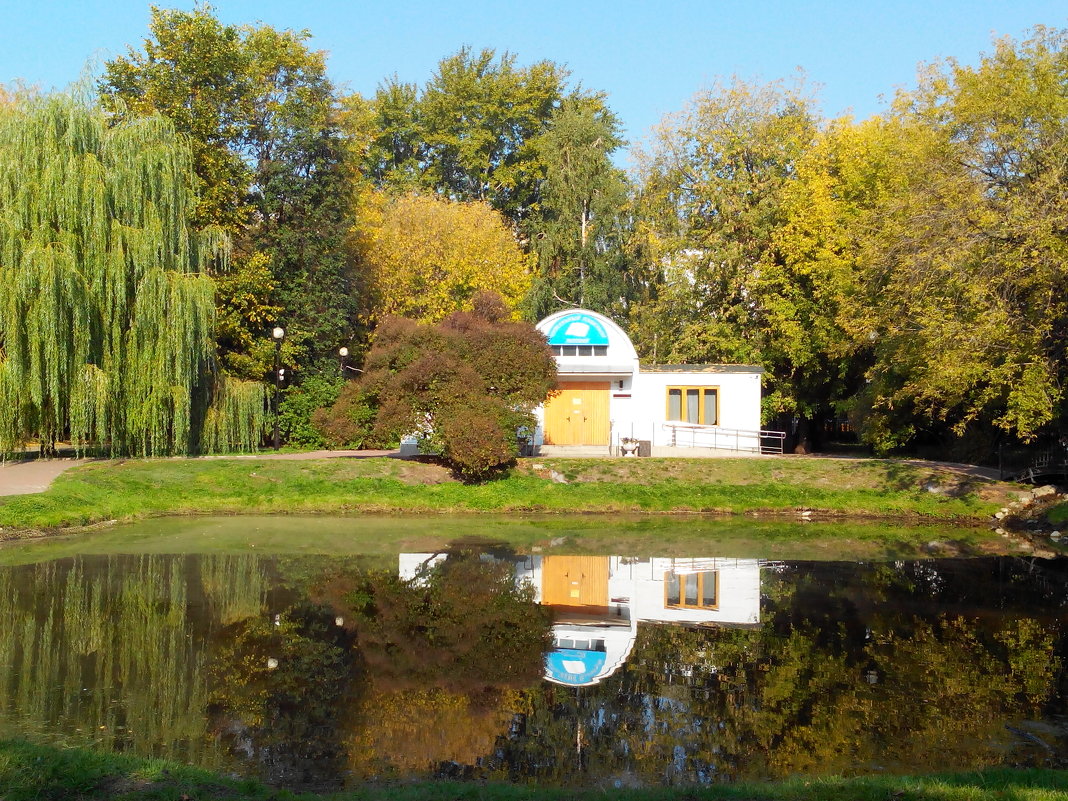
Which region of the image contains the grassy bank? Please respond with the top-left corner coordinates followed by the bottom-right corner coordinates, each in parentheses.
top-left (1, 740), bottom-right (1065, 801)
top-left (0, 454), bottom-right (1017, 535)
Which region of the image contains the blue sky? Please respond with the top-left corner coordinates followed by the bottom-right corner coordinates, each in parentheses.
top-left (2, 0), bottom-right (1066, 157)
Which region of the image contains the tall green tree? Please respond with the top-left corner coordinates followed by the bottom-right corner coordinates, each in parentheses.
top-left (632, 78), bottom-right (840, 448)
top-left (525, 97), bottom-right (632, 319)
top-left (846, 28), bottom-right (1068, 451)
top-left (100, 5), bottom-right (360, 372)
top-left (357, 47), bottom-right (570, 224)
top-left (0, 96), bottom-right (263, 456)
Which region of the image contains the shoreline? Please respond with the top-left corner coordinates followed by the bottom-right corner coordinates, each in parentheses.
top-left (1, 739), bottom-right (1064, 801)
top-left (0, 454), bottom-right (1045, 555)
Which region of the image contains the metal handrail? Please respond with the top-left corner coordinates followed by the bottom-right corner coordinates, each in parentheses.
top-left (661, 422), bottom-right (786, 455)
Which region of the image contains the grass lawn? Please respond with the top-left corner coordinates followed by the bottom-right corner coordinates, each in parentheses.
top-left (1048, 501), bottom-right (1068, 527)
top-left (0, 454), bottom-right (1018, 537)
top-left (2, 740), bottom-right (1066, 801)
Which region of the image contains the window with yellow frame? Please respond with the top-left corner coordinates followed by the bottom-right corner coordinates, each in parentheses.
top-left (665, 571), bottom-right (719, 609)
top-left (666, 386), bottom-right (719, 425)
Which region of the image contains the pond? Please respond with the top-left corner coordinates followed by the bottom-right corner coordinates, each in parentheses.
top-left (0, 516), bottom-right (1066, 790)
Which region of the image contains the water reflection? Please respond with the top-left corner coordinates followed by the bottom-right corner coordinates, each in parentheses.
top-left (400, 554), bottom-right (762, 687)
top-left (0, 550), bottom-right (1066, 788)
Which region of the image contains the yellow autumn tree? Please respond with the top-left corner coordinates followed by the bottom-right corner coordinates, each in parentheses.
top-left (355, 191), bottom-right (531, 322)
top-left (345, 687), bottom-right (520, 778)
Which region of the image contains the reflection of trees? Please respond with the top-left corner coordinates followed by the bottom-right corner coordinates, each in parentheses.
top-left (491, 560), bottom-right (1065, 785)
top-left (207, 607), bottom-right (359, 787)
top-left (344, 551), bottom-right (551, 693)
top-left (346, 687), bottom-right (520, 779)
top-left (0, 555), bottom-right (265, 766)
top-left (2, 554), bottom-right (1064, 788)
top-left (334, 551), bottom-right (552, 777)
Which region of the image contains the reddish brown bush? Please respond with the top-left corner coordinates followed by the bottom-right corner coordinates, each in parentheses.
top-left (318, 291), bottom-right (556, 477)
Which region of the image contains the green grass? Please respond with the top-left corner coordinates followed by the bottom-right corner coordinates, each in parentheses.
top-left (1048, 501), bottom-right (1068, 527)
top-left (0, 455), bottom-right (1015, 536)
top-left (1, 740), bottom-right (1066, 801)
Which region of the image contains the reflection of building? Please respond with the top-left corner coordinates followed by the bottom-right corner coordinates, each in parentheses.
top-left (533, 309), bottom-right (765, 453)
top-left (398, 554), bottom-right (764, 687)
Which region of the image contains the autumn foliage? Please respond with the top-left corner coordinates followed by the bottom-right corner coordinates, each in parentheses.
top-left (355, 192), bottom-right (531, 323)
top-left (315, 292), bottom-right (557, 477)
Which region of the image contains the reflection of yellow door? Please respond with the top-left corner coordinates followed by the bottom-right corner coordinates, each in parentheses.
top-left (543, 382), bottom-right (610, 445)
top-left (542, 556), bottom-right (609, 614)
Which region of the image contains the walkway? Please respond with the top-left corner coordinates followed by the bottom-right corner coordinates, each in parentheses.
top-left (0, 458), bottom-right (90, 496)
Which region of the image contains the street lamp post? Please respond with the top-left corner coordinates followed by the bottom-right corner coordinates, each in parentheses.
top-left (339, 346), bottom-right (349, 376)
top-left (272, 326), bottom-right (284, 450)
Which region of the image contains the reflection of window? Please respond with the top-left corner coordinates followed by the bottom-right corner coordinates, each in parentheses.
top-left (666, 386), bottom-right (718, 425)
top-left (665, 571), bottom-right (718, 609)
top-left (555, 638), bottom-right (606, 651)
top-left (552, 345), bottom-right (608, 356)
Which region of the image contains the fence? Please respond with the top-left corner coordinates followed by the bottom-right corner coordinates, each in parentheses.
top-left (661, 422), bottom-right (786, 455)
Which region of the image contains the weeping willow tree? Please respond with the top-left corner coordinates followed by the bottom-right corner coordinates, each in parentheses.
top-left (0, 95), bottom-right (264, 455)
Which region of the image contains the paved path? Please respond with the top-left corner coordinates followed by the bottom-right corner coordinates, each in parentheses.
top-left (0, 458), bottom-right (90, 496)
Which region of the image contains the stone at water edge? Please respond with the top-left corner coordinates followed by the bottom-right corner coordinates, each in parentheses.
top-left (1033, 485), bottom-right (1059, 499)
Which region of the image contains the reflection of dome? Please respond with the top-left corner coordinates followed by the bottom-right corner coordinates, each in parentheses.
top-left (545, 648), bottom-right (606, 684)
top-left (543, 623), bottom-right (637, 686)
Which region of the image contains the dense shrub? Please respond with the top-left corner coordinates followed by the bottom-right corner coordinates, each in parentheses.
top-left (277, 373), bottom-right (345, 448)
top-left (311, 386), bottom-right (379, 448)
top-left (320, 292), bottom-right (557, 477)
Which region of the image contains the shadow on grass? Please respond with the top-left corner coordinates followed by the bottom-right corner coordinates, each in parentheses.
top-left (876, 460), bottom-right (990, 498)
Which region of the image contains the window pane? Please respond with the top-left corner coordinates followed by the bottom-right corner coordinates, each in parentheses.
top-left (551, 346), bottom-right (562, 355)
top-left (668, 389), bottom-right (682, 421)
top-left (593, 345), bottom-right (607, 356)
top-left (703, 389), bottom-right (718, 425)
top-left (701, 572), bottom-right (717, 607)
top-left (562, 346), bottom-right (577, 356)
top-left (578, 345), bottom-right (593, 356)
top-left (666, 573), bottom-right (680, 605)
top-left (686, 389), bottom-right (700, 423)
top-left (684, 574), bottom-right (699, 605)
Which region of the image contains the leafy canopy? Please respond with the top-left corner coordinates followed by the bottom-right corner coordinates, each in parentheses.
top-left (321, 293), bottom-right (557, 477)
top-left (354, 192), bottom-right (531, 324)
top-left (0, 95), bottom-right (263, 456)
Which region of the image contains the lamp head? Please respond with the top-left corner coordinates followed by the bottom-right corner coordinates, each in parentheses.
top-left (339, 347), bottom-right (349, 358)
top-left (272, 327), bottom-right (285, 340)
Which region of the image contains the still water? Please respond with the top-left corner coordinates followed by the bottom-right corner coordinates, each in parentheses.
top-left (1, 535), bottom-right (1066, 789)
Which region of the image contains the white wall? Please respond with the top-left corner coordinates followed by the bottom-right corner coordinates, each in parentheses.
top-left (606, 557), bottom-right (762, 626)
top-left (531, 309), bottom-right (764, 451)
top-left (619, 371), bottom-right (763, 448)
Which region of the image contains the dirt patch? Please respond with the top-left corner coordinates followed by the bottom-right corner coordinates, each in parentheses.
top-left (92, 775), bottom-right (156, 797)
top-left (396, 461), bottom-right (456, 485)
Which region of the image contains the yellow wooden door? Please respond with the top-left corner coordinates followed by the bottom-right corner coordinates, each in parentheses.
top-left (543, 382), bottom-right (610, 445)
top-left (542, 556), bottom-right (609, 614)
